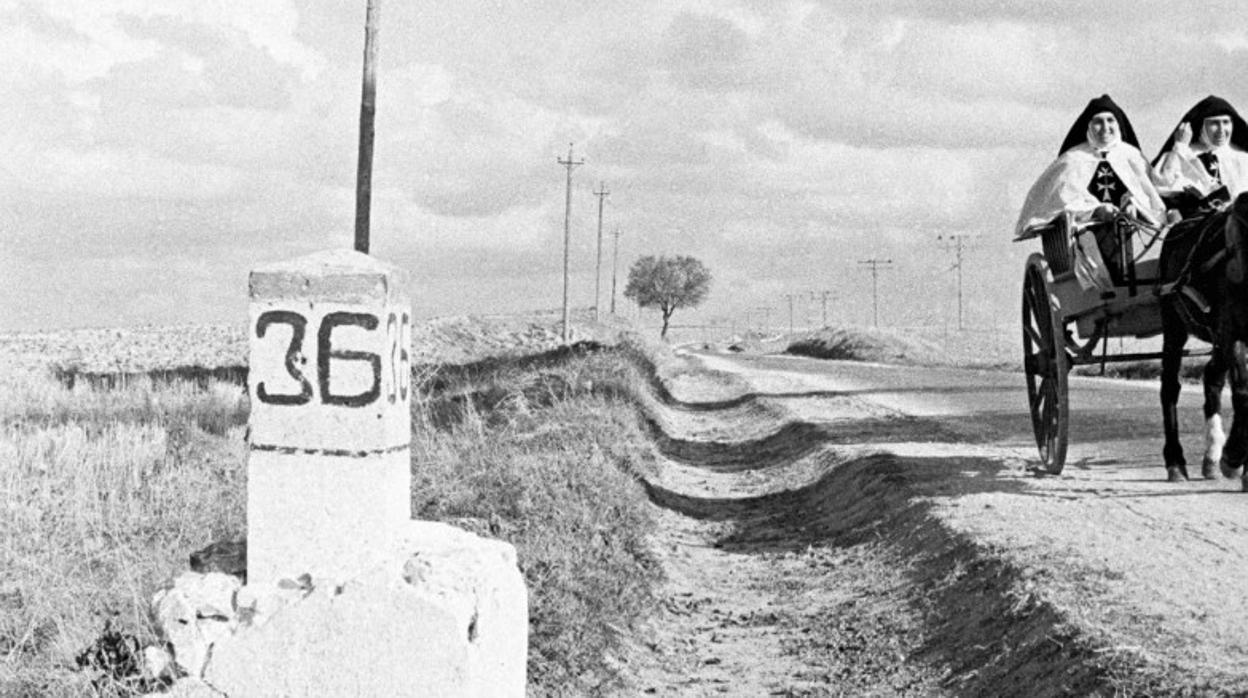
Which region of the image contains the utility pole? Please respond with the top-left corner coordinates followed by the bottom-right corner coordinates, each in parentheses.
top-left (557, 143), bottom-right (583, 343)
top-left (937, 234), bottom-right (973, 331)
top-left (756, 306), bottom-right (774, 332)
top-left (858, 258), bottom-right (894, 328)
top-left (593, 182), bottom-right (610, 322)
top-left (354, 0), bottom-right (379, 254)
top-left (810, 290), bottom-right (835, 327)
top-left (783, 293), bottom-right (798, 334)
top-left (610, 227), bottom-right (621, 315)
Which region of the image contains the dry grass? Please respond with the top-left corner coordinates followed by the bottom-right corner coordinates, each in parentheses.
top-left (410, 346), bottom-right (664, 695)
top-left (0, 334), bottom-right (667, 697)
top-left (0, 373), bottom-right (248, 697)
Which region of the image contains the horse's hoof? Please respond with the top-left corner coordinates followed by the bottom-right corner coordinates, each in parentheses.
top-left (1167, 466), bottom-right (1189, 482)
top-left (1241, 476), bottom-right (1248, 493)
top-left (1202, 458), bottom-right (1218, 479)
top-left (1220, 457), bottom-right (1244, 480)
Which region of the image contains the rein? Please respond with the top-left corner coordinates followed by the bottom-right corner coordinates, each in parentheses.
top-left (1129, 216), bottom-right (1168, 261)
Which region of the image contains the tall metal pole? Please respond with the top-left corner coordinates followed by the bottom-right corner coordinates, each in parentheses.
top-left (557, 144), bottom-right (583, 343)
top-left (756, 306), bottom-right (773, 332)
top-left (938, 234), bottom-right (973, 331)
top-left (810, 290), bottom-right (833, 326)
top-left (610, 227), bottom-right (621, 315)
top-left (354, 0), bottom-right (379, 254)
top-left (858, 259), bottom-right (893, 328)
top-left (593, 182), bottom-right (609, 321)
top-left (957, 244), bottom-right (964, 330)
top-left (783, 294), bottom-right (797, 334)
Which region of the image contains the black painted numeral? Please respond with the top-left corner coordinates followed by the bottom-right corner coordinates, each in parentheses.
top-left (255, 310), bottom-right (314, 405)
top-left (400, 311), bottom-right (411, 401)
top-left (318, 312), bottom-right (381, 407)
top-left (386, 312), bottom-right (399, 404)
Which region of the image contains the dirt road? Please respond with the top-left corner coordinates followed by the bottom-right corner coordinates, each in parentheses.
top-left (620, 350), bottom-right (1248, 696)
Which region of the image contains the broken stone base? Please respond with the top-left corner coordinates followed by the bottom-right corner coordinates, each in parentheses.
top-left (150, 521), bottom-right (527, 698)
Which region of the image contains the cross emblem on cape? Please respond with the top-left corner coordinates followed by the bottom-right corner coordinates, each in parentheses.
top-left (1088, 160), bottom-right (1125, 203)
top-left (1198, 152), bottom-right (1222, 183)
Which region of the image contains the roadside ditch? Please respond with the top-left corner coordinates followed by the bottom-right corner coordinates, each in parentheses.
top-left (620, 346), bottom-right (1181, 697)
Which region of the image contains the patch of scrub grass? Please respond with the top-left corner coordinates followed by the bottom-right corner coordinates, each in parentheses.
top-left (2, 343), bottom-right (664, 697)
top-left (0, 372), bottom-right (248, 697)
top-left (411, 349), bottom-right (662, 695)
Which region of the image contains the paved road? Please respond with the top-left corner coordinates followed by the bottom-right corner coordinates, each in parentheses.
top-left (693, 351), bottom-right (1214, 476)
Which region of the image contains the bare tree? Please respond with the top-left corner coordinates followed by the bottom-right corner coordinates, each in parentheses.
top-left (624, 255), bottom-right (712, 339)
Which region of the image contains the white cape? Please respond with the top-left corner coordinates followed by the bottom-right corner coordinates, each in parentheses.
top-left (1155, 142), bottom-right (1248, 198)
top-left (1015, 142), bottom-right (1165, 238)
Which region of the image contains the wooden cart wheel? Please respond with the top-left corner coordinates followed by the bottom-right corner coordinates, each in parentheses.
top-left (1021, 254), bottom-right (1069, 473)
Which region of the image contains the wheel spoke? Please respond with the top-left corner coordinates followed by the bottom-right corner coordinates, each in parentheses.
top-left (1023, 321), bottom-right (1043, 348)
top-left (1031, 378), bottom-right (1048, 410)
top-left (1022, 258), bottom-right (1068, 473)
top-left (1043, 380), bottom-right (1060, 427)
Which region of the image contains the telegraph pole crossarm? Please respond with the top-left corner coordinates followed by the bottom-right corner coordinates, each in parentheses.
top-left (557, 143), bottom-right (584, 343)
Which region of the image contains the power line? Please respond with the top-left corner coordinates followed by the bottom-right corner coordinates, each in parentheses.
top-left (556, 143), bottom-right (584, 343)
top-left (857, 258), bottom-right (894, 328)
top-left (593, 182), bottom-right (610, 322)
top-left (937, 234), bottom-right (974, 331)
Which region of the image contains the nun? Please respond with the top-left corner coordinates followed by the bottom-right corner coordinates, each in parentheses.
top-left (1015, 94), bottom-right (1166, 239)
top-left (1154, 95), bottom-right (1248, 204)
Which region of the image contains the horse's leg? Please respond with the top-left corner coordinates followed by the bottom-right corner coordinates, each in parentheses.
top-left (1223, 339), bottom-right (1248, 489)
top-left (1161, 305), bottom-right (1189, 481)
top-left (1202, 350), bottom-right (1229, 478)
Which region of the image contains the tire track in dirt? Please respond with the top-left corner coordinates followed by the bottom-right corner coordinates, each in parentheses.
top-left (616, 350), bottom-right (1205, 697)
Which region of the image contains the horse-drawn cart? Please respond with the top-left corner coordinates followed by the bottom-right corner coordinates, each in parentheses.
top-left (1017, 212), bottom-right (1207, 474)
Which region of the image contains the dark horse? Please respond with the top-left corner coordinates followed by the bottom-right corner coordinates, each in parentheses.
top-left (1160, 192), bottom-right (1248, 485)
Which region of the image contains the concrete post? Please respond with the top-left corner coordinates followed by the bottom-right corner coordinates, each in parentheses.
top-left (180, 249), bottom-right (532, 696)
top-left (247, 249), bottom-right (411, 585)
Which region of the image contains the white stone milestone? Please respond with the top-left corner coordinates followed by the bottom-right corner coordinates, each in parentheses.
top-left (247, 249), bottom-right (412, 586)
top-left (204, 521), bottom-right (528, 698)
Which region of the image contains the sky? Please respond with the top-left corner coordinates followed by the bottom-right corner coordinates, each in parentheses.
top-left (5, 0), bottom-right (1248, 334)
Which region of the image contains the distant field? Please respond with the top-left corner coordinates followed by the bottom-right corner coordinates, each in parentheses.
top-left (687, 323), bottom-right (1020, 370)
top-left (0, 309), bottom-right (627, 380)
top-left (671, 321), bottom-right (1206, 382)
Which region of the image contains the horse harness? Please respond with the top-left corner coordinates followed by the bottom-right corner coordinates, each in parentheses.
top-left (1162, 204), bottom-right (1246, 337)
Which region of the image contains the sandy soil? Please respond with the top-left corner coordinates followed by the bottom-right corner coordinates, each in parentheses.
top-left (616, 348), bottom-right (1248, 696)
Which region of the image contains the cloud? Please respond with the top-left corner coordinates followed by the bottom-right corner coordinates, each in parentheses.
top-left (659, 12), bottom-right (754, 91)
top-left (9, 0), bottom-right (1248, 332)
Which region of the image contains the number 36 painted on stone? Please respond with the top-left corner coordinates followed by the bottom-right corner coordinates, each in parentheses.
top-left (254, 309), bottom-right (411, 407)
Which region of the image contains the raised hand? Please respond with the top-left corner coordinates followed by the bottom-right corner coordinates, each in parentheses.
top-left (1173, 122), bottom-right (1193, 149)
